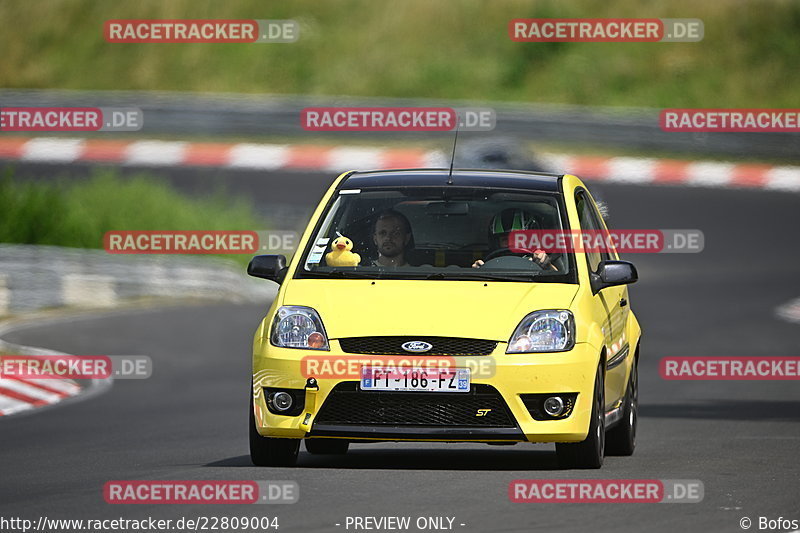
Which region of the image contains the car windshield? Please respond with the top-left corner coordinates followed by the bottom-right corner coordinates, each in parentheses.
top-left (298, 186), bottom-right (575, 283)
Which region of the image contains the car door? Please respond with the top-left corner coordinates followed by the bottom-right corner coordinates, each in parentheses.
top-left (575, 189), bottom-right (628, 410)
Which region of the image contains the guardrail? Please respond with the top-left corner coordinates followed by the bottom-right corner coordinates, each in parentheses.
top-left (0, 244), bottom-right (274, 316)
top-left (1, 90), bottom-right (798, 160)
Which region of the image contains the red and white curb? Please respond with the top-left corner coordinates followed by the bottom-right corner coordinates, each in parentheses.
top-left (776, 297), bottom-right (800, 325)
top-left (543, 154), bottom-right (800, 192)
top-left (1, 136), bottom-right (799, 192)
top-left (0, 319), bottom-right (99, 418)
top-left (0, 137), bottom-right (440, 172)
top-left (0, 375), bottom-right (81, 416)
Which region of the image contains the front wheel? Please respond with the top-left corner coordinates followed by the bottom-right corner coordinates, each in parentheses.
top-left (606, 355), bottom-right (638, 456)
top-left (249, 395), bottom-right (300, 467)
top-left (556, 363), bottom-right (605, 469)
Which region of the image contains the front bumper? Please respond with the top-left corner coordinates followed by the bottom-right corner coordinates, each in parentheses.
top-left (252, 341), bottom-right (600, 443)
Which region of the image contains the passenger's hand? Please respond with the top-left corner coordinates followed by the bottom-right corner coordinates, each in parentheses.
top-left (471, 259), bottom-right (484, 268)
top-left (532, 249), bottom-right (559, 271)
top-left (532, 249), bottom-right (548, 264)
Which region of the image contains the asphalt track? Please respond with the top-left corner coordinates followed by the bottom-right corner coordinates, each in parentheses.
top-left (1, 167), bottom-right (799, 532)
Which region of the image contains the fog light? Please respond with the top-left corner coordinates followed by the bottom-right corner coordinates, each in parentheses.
top-left (543, 396), bottom-right (565, 417)
top-left (270, 391), bottom-right (294, 412)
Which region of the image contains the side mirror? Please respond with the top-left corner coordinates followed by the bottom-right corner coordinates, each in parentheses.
top-left (591, 260), bottom-right (638, 293)
top-left (247, 255), bottom-right (288, 284)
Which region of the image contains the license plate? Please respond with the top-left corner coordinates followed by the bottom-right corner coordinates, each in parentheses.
top-left (360, 367), bottom-right (470, 392)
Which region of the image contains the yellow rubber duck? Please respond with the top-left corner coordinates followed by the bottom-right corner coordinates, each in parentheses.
top-left (326, 236), bottom-right (361, 267)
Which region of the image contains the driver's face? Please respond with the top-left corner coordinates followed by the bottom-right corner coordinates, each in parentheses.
top-left (498, 233), bottom-right (510, 249)
top-left (374, 217), bottom-right (409, 258)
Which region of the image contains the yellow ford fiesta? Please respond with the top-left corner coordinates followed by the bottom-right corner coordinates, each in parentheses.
top-left (248, 169), bottom-right (641, 469)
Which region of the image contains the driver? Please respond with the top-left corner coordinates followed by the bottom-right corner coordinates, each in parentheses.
top-left (472, 208), bottom-right (556, 270)
top-left (372, 209), bottom-right (413, 267)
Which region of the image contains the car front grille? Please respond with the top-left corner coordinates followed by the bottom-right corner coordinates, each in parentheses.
top-left (314, 382), bottom-right (516, 427)
top-left (338, 336), bottom-right (498, 356)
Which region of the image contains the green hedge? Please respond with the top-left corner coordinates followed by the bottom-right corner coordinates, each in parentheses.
top-left (0, 169), bottom-right (265, 265)
top-left (0, 0), bottom-right (798, 107)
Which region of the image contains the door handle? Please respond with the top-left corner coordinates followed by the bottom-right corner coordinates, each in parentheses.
top-left (619, 298), bottom-right (628, 307)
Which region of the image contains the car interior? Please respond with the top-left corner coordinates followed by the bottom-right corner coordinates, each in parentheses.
top-left (315, 190), bottom-right (566, 270)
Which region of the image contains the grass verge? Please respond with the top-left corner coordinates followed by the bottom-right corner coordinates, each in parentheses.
top-left (0, 168), bottom-right (265, 266)
top-left (0, 0), bottom-right (798, 108)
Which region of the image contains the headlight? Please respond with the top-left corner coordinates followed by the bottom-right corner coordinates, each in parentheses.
top-left (270, 306), bottom-right (329, 350)
top-left (507, 310), bottom-right (575, 353)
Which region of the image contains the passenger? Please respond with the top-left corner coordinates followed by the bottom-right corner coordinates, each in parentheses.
top-left (472, 208), bottom-right (556, 270)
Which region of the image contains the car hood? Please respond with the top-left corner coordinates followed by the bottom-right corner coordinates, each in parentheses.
top-left (281, 279), bottom-right (579, 341)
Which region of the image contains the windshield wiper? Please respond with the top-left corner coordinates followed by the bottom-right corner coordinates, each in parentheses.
top-left (307, 270), bottom-right (380, 279)
top-left (324, 270), bottom-right (381, 279)
top-left (424, 271), bottom-right (539, 282)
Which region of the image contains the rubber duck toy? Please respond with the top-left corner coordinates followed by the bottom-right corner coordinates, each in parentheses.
top-left (326, 236), bottom-right (361, 267)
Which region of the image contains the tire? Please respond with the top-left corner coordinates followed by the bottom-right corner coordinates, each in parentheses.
top-left (556, 363), bottom-right (605, 469)
top-left (249, 395), bottom-right (300, 467)
top-left (606, 355), bottom-right (638, 456)
top-left (305, 439), bottom-right (349, 455)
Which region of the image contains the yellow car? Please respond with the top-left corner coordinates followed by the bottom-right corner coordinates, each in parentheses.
top-left (248, 169), bottom-right (641, 469)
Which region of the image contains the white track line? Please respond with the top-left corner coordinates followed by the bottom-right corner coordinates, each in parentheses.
top-left (327, 147), bottom-right (384, 172)
top-left (0, 394), bottom-right (34, 415)
top-left (227, 143), bottom-right (289, 169)
top-left (16, 377), bottom-right (80, 395)
top-left (765, 166), bottom-right (800, 192)
top-left (21, 138), bottom-right (84, 162)
top-left (606, 157), bottom-right (658, 184)
top-left (0, 378), bottom-right (62, 403)
top-left (125, 140), bottom-right (187, 166)
top-left (776, 297), bottom-right (800, 324)
top-left (686, 161), bottom-right (736, 187)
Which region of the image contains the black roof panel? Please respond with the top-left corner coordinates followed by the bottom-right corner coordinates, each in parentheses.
top-left (339, 169), bottom-right (563, 193)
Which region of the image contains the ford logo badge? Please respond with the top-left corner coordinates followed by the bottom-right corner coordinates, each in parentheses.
top-left (401, 341), bottom-right (433, 353)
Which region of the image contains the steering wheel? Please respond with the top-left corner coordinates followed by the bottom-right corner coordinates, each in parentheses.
top-left (482, 247), bottom-right (562, 271)
top-left (483, 247), bottom-right (531, 261)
